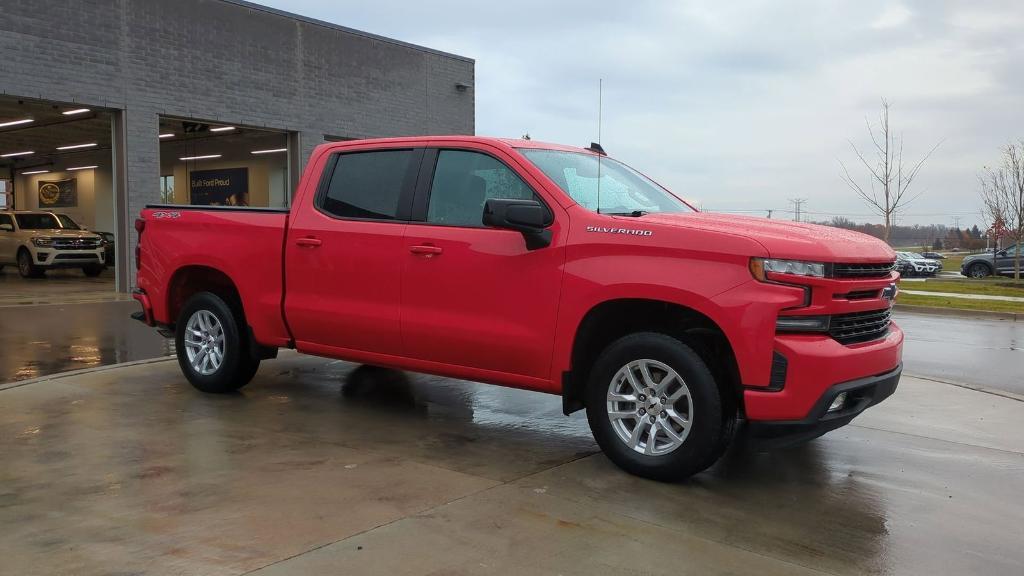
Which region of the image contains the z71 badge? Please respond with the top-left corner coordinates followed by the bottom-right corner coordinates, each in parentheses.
top-left (586, 226), bottom-right (653, 236)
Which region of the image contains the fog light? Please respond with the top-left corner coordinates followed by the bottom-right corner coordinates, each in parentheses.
top-left (827, 392), bottom-right (847, 413)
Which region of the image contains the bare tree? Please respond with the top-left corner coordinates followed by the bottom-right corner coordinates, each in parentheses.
top-left (839, 99), bottom-right (941, 242)
top-left (979, 141), bottom-right (1024, 280)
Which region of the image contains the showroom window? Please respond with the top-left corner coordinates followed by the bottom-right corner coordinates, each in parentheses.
top-left (320, 150), bottom-right (415, 220)
top-left (158, 117), bottom-right (291, 208)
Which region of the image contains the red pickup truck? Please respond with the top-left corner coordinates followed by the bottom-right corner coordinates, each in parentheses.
top-left (133, 136), bottom-right (903, 481)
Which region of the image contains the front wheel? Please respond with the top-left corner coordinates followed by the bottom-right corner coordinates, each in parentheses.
top-left (17, 249), bottom-right (42, 278)
top-left (175, 292), bottom-right (260, 393)
top-left (968, 262), bottom-right (991, 278)
top-left (585, 332), bottom-right (731, 482)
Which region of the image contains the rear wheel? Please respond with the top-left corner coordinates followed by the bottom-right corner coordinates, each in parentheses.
top-left (175, 292), bottom-right (260, 393)
top-left (17, 249), bottom-right (42, 278)
top-left (968, 262), bottom-right (991, 278)
top-left (82, 264), bottom-right (105, 277)
top-left (585, 332), bottom-right (731, 482)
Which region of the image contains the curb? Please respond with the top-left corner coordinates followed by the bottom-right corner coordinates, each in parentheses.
top-left (0, 356), bottom-right (176, 392)
top-left (893, 303), bottom-right (1019, 322)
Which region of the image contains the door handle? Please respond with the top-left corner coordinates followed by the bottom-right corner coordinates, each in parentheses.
top-left (409, 244), bottom-right (443, 256)
top-left (295, 237), bottom-right (322, 248)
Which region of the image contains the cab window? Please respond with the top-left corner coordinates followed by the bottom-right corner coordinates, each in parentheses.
top-left (426, 150), bottom-right (536, 227)
top-left (319, 149), bottom-right (416, 221)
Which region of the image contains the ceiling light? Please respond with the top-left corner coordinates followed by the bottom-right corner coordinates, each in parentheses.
top-left (251, 148), bottom-right (287, 154)
top-left (209, 126), bottom-right (235, 132)
top-left (62, 108), bottom-right (90, 115)
top-left (57, 142), bottom-right (98, 150)
top-left (67, 165), bottom-right (98, 171)
top-left (1, 151), bottom-right (34, 158)
top-left (158, 133), bottom-right (175, 139)
top-left (0, 118), bottom-right (33, 128)
top-left (20, 169), bottom-right (50, 175)
top-left (179, 154), bottom-right (221, 161)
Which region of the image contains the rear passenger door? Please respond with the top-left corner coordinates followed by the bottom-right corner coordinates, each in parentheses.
top-left (400, 146), bottom-right (565, 381)
top-left (285, 147), bottom-right (422, 357)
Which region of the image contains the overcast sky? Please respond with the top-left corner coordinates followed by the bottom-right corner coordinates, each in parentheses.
top-left (258, 0), bottom-right (1023, 228)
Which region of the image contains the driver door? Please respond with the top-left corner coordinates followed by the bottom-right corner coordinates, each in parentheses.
top-left (400, 146), bottom-right (565, 381)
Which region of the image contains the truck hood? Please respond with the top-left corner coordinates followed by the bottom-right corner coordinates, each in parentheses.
top-left (636, 212), bottom-right (895, 263)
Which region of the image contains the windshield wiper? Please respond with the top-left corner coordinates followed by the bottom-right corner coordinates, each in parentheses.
top-left (605, 210), bottom-right (649, 217)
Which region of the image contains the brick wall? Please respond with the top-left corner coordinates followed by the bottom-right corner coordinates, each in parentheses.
top-left (0, 0), bottom-right (475, 283)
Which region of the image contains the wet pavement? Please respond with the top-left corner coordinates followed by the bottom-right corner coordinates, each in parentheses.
top-left (1, 353), bottom-right (1022, 575)
top-left (0, 300), bottom-right (172, 382)
top-left (896, 311), bottom-right (1023, 396)
top-left (0, 266), bottom-right (122, 306)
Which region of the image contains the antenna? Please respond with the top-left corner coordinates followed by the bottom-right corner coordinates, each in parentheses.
top-left (596, 78), bottom-right (603, 214)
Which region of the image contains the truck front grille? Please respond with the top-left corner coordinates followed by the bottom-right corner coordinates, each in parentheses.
top-left (832, 262), bottom-right (895, 279)
top-left (53, 239), bottom-right (101, 250)
top-left (829, 308), bottom-right (892, 344)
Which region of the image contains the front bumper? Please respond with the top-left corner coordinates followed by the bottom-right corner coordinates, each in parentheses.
top-left (746, 364), bottom-right (901, 444)
top-left (33, 247), bottom-right (105, 268)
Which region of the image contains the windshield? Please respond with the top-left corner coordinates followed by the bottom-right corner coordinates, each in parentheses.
top-left (55, 214), bottom-right (81, 229)
top-left (519, 149), bottom-right (693, 215)
top-left (15, 213), bottom-right (60, 230)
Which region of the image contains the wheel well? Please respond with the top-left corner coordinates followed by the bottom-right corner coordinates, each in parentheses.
top-left (166, 266), bottom-right (243, 327)
top-left (563, 299), bottom-right (741, 416)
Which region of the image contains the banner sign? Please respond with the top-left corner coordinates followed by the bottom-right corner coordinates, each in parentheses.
top-left (38, 178), bottom-right (77, 208)
top-left (189, 168), bottom-right (249, 206)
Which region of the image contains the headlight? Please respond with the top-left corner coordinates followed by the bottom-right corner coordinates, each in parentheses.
top-left (31, 237), bottom-right (53, 247)
top-left (776, 315), bottom-right (830, 332)
top-left (750, 258), bottom-right (826, 281)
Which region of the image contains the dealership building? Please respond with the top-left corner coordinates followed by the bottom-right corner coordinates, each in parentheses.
top-left (0, 0), bottom-right (474, 291)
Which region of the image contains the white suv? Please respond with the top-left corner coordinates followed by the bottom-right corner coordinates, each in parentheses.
top-left (0, 211), bottom-right (107, 278)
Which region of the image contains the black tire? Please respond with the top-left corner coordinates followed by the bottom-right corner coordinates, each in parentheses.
top-left (82, 264), bottom-right (105, 277)
top-left (968, 262), bottom-right (991, 278)
top-left (175, 291), bottom-right (260, 393)
top-left (585, 332), bottom-right (731, 482)
top-left (17, 249), bottom-right (43, 278)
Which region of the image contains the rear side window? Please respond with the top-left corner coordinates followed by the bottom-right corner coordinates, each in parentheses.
top-left (426, 150), bottom-right (536, 227)
top-left (320, 150), bottom-right (415, 220)
top-left (0, 214), bottom-right (13, 229)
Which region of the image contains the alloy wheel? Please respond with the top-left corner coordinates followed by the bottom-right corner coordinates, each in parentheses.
top-left (184, 310), bottom-right (226, 376)
top-left (606, 359), bottom-right (693, 456)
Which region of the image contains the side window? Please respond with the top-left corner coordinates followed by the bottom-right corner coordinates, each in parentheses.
top-left (426, 150), bottom-right (536, 227)
top-left (320, 149), bottom-right (415, 220)
top-left (0, 214), bottom-right (12, 230)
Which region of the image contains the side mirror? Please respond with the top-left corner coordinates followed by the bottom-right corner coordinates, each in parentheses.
top-left (0, 223), bottom-right (12, 232)
top-left (483, 199), bottom-right (553, 250)
top-left (997, 250), bottom-right (1007, 257)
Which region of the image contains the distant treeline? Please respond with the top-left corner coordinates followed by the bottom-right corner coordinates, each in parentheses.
top-left (815, 217), bottom-right (987, 250)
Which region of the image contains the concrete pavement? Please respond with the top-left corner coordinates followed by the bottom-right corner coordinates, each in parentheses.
top-left (896, 310), bottom-right (1024, 396)
top-left (2, 352), bottom-right (1022, 575)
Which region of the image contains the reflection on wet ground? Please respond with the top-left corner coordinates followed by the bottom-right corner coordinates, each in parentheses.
top-left (1, 352), bottom-right (1021, 575)
top-left (0, 267), bottom-right (125, 306)
top-left (0, 300), bottom-right (172, 382)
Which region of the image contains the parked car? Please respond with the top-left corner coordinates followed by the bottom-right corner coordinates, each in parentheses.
top-left (132, 136), bottom-right (903, 481)
top-left (48, 212), bottom-right (115, 266)
top-left (921, 251), bottom-right (946, 260)
top-left (896, 251), bottom-right (940, 277)
top-left (961, 245), bottom-right (1021, 278)
top-left (0, 211), bottom-right (107, 278)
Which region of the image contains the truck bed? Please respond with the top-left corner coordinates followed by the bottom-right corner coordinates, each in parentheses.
top-left (135, 205), bottom-right (292, 347)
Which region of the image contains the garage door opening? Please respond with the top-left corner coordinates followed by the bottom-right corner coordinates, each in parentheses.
top-left (158, 117), bottom-right (293, 209)
top-left (0, 96), bottom-right (119, 303)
